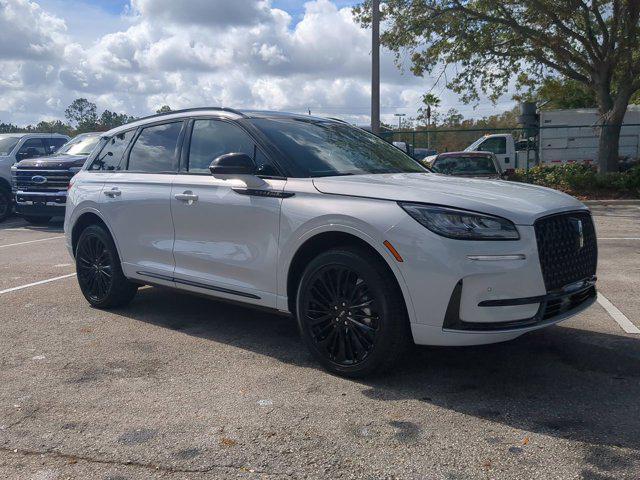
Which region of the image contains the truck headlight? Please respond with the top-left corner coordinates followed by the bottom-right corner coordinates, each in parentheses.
top-left (399, 203), bottom-right (520, 240)
top-left (69, 167), bottom-right (82, 174)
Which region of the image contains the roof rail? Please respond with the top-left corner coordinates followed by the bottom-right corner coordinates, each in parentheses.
top-left (133, 107), bottom-right (246, 123)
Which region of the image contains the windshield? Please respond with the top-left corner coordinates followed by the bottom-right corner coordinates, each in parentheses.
top-left (58, 134), bottom-right (101, 156)
top-left (0, 136), bottom-right (21, 156)
top-left (431, 155), bottom-right (498, 175)
top-left (249, 118), bottom-right (427, 177)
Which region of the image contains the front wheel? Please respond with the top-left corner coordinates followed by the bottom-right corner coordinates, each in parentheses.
top-left (296, 246), bottom-right (411, 377)
top-left (0, 187), bottom-right (12, 222)
top-left (75, 225), bottom-right (138, 309)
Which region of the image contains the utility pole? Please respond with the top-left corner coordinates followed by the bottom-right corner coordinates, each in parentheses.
top-left (426, 105), bottom-right (431, 149)
top-left (371, 0), bottom-right (380, 134)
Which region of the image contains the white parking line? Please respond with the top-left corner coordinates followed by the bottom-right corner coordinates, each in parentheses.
top-left (0, 236), bottom-right (65, 249)
top-left (599, 237), bottom-right (640, 240)
top-left (597, 293), bottom-right (640, 334)
top-left (0, 273), bottom-right (76, 295)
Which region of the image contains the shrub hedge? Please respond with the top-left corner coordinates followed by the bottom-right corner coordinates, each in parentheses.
top-left (509, 163), bottom-right (640, 199)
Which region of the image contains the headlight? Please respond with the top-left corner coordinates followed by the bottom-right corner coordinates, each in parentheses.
top-left (399, 203), bottom-right (519, 240)
top-left (69, 166), bottom-right (83, 174)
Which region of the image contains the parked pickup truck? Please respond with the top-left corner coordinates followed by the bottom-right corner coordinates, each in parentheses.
top-left (11, 133), bottom-right (101, 224)
top-left (0, 133), bottom-right (70, 222)
top-left (462, 107), bottom-right (640, 172)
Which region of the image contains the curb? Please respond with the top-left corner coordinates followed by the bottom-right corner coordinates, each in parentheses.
top-left (583, 199), bottom-right (640, 205)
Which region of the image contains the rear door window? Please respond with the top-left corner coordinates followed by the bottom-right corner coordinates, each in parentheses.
top-left (127, 122), bottom-right (183, 173)
top-left (89, 130), bottom-right (135, 171)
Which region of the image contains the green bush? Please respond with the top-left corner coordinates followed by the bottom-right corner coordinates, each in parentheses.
top-left (510, 163), bottom-right (640, 198)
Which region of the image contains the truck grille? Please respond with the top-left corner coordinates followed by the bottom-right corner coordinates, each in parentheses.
top-left (534, 211), bottom-right (597, 292)
top-left (11, 169), bottom-right (73, 193)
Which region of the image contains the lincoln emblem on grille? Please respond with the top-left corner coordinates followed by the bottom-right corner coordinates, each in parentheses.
top-left (569, 217), bottom-right (584, 250)
top-left (31, 175), bottom-right (47, 184)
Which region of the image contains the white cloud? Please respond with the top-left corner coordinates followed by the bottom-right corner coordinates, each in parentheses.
top-left (0, 0), bottom-right (510, 127)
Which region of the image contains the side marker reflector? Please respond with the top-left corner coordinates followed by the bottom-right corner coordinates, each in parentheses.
top-left (383, 240), bottom-right (404, 262)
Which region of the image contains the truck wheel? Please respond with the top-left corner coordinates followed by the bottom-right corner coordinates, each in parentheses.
top-left (0, 186), bottom-right (11, 222)
top-left (296, 246), bottom-right (411, 378)
top-left (76, 224), bottom-right (138, 309)
top-left (23, 215), bottom-right (52, 225)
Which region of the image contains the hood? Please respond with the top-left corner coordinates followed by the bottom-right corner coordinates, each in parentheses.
top-left (312, 173), bottom-right (586, 225)
top-left (16, 154), bottom-right (88, 170)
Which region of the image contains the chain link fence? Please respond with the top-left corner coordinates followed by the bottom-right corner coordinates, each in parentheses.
top-left (379, 124), bottom-right (640, 171)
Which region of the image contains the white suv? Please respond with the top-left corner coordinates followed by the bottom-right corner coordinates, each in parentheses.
top-left (64, 108), bottom-right (597, 377)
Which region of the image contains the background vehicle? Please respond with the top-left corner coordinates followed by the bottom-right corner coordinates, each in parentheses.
top-left (11, 133), bottom-right (100, 225)
top-left (0, 133), bottom-right (69, 222)
top-left (65, 108), bottom-right (597, 377)
top-left (429, 151), bottom-right (504, 179)
top-left (464, 106), bottom-right (640, 171)
top-left (412, 147), bottom-right (437, 161)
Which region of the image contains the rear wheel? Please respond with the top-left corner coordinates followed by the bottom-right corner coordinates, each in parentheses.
top-left (296, 246), bottom-right (411, 377)
top-left (23, 215), bottom-right (52, 225)
top-left (0, 186), bottom-right (11, 222)
top-left (76, 224), bottom-right (137, 309)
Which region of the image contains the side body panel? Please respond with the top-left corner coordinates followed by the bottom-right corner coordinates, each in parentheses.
top-left (100, 172), bottom-right (176, 280)
top-left (63, 171), bottom-right (108, 256)
top-left (170, 175), bottom-right (285, 308)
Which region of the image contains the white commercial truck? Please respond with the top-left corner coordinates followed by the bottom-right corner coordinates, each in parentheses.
top-left (463, 106), bottom-right (640, 171)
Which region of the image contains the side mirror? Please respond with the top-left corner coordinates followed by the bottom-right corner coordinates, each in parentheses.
top-left (209, 152), bottom-right (256, 177)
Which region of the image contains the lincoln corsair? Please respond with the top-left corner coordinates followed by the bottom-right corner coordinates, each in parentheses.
top-left (64, 108), bottom-right (597, 377)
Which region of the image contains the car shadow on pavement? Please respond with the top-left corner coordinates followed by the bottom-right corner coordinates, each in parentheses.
top-left (121, 286), bottom-right (640, 454)
top-left (0, 217), bottom-right (64, 232)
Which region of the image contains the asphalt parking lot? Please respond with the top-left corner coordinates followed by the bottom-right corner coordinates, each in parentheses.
top-left (1, 204), bottom-right (639, 480)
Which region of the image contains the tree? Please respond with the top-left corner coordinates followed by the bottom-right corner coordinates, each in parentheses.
top-left (416, 93), bottom-right (440, 126)
top-left (35, 120), bottom-right (73, 136)
top-left (354, 1), bottom-right (640, 172)
top-left (65, 98), bottom-right (98, 133)
top-left (99, 110), bottom-right (135, 130)
top-left (156, 105), bottom-right (172, 114)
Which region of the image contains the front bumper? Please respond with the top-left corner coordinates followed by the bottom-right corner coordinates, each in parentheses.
top-left (14, 191), bottom-right (66, 217)
top-left (385, 214), bottom-right (597, 346)
top-left (443, 278), bottom-right (596, 331)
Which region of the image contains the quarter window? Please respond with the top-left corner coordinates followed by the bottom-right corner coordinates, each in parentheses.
top-left (89, 130), bottom-right (135, 171)
top-left (127, 122), bottom-right (183, 173)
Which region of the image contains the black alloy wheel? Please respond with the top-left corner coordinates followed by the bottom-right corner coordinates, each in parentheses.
top-left (75, 225), bottom-right (138, 308)
top-left (0, 187), bottom-right (11, 222)
top-left (77, 232), bottom-right (113, 303)
top-left (302, 265), bottom-right (380, 366)
top-left (296, 247), bottom-right (410, 377)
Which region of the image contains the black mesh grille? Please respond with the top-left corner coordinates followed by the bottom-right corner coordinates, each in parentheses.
top-left (534, 211), bottom-right (597, 292)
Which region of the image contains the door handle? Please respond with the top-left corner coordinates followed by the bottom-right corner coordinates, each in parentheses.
top-left (174, 191), bottom-right (198, 205)
top-left (103, 187), bottom-right (121, 198)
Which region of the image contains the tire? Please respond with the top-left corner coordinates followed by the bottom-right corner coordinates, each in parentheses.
top-left (0, 186), bottom-right (11, 222)
top-left (23, 215), bottom-right (52, 225)
top-left (75, 224), bottom-right (138, 309)
top-left (296, 246), bottom-right (411, 378)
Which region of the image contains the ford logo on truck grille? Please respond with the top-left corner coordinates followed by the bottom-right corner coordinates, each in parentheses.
top-left (31, 175), bottom-right (47, 184)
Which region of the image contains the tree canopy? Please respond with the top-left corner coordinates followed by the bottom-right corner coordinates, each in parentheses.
top-left (354, 0), bottom-right (640, 171)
